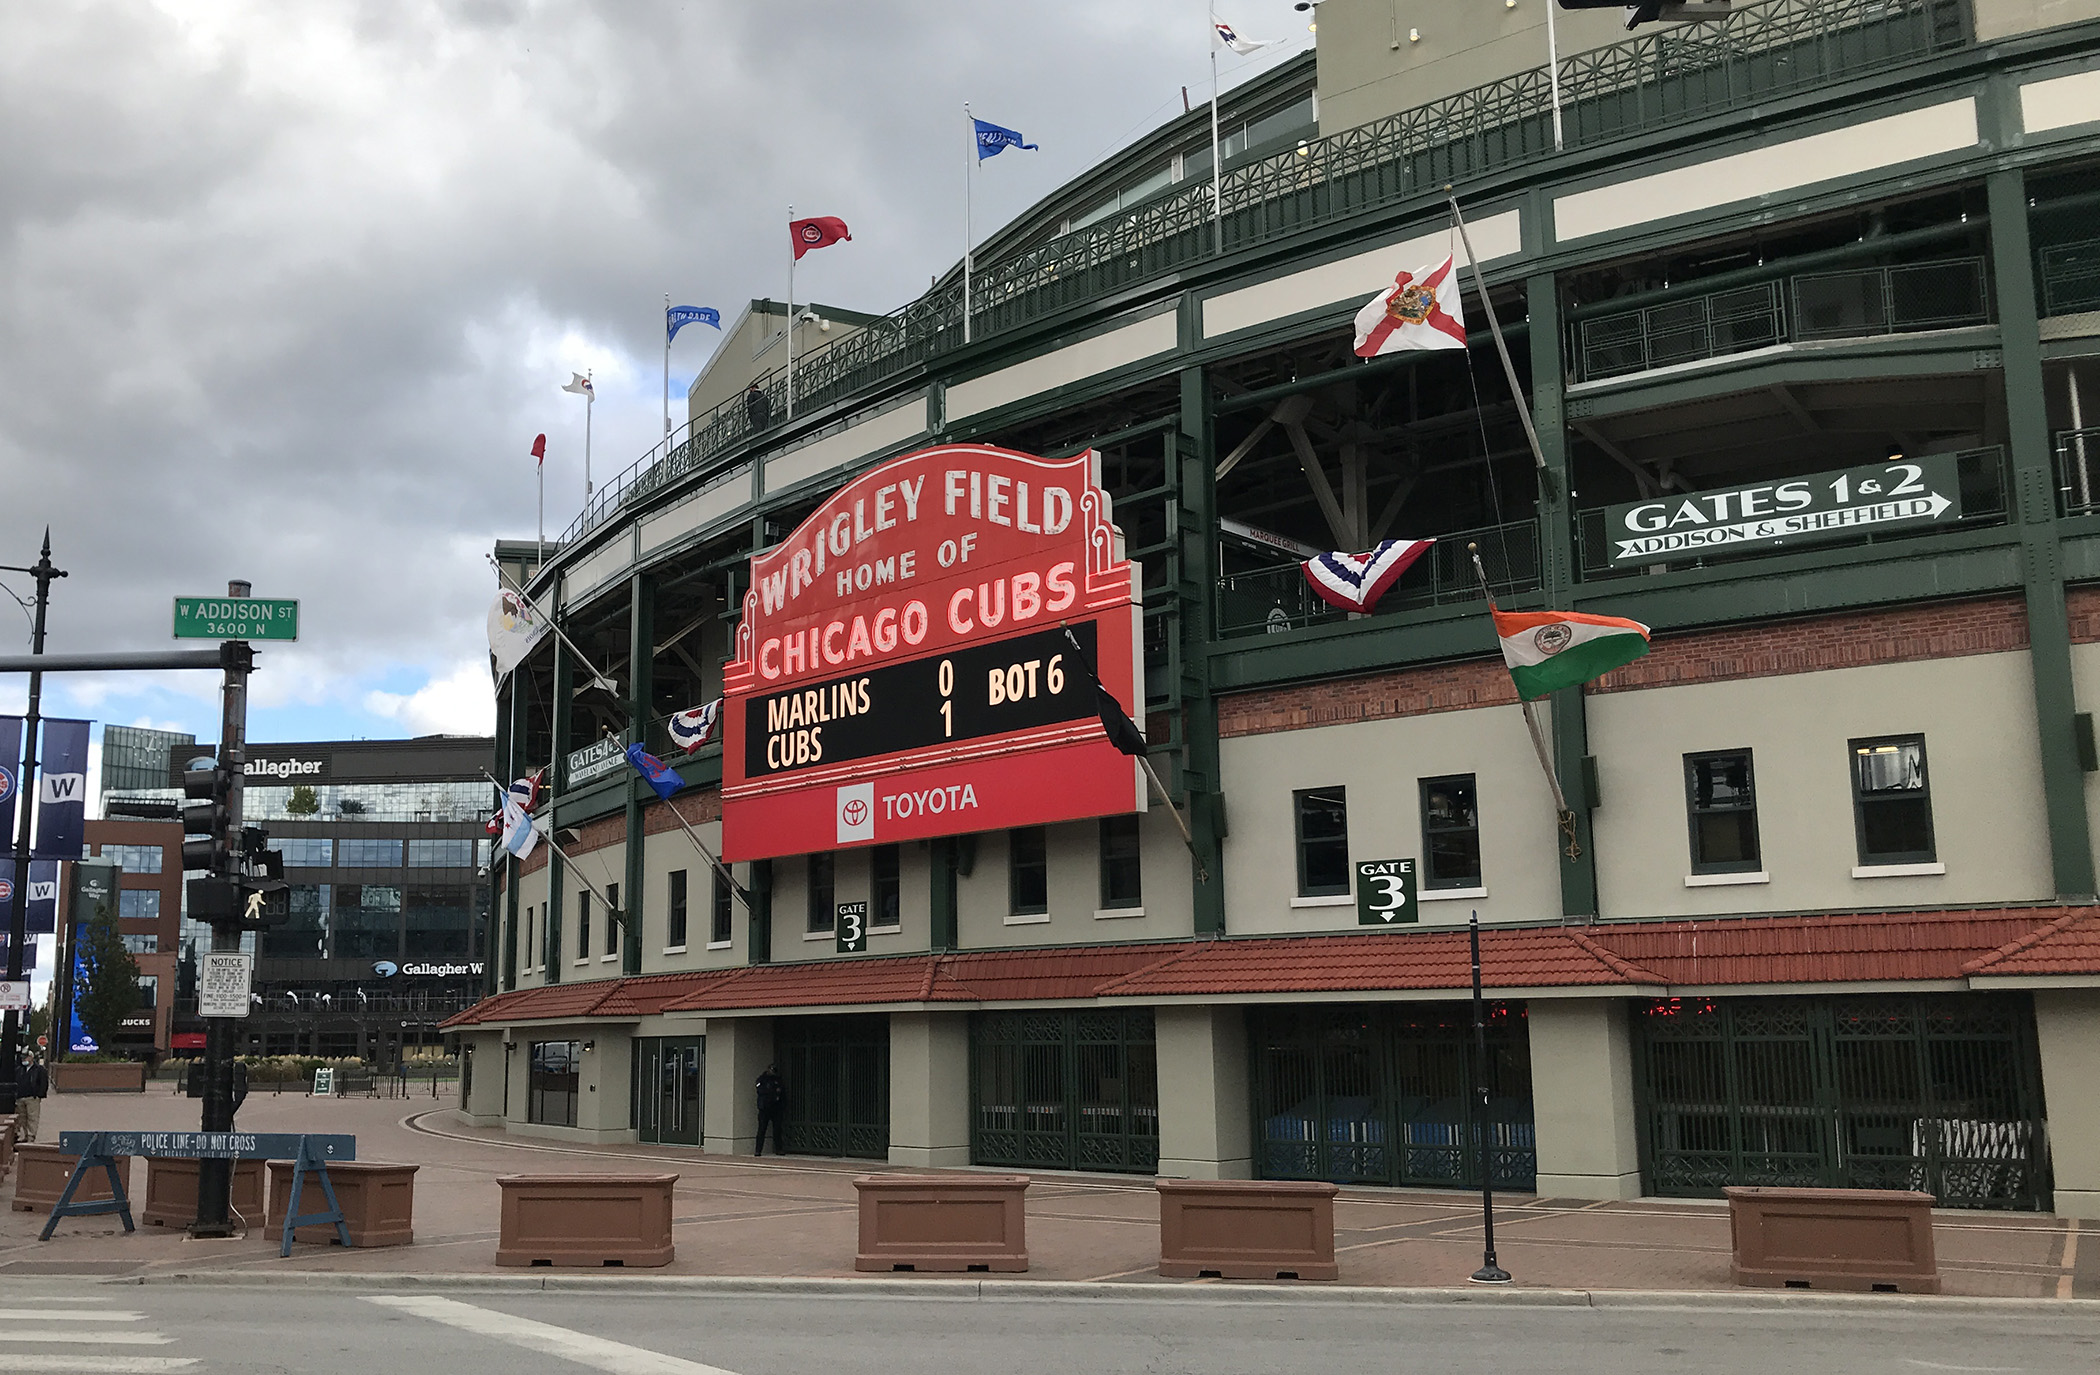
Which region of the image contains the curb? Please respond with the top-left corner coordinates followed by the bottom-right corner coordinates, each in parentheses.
top-left (110, 1272), bottom-right (2100, 1313)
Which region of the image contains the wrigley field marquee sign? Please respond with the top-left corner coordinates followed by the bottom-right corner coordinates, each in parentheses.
top-left (1601, 456), bottom-right (1964, 567)
top-left (720, 442), bottom-right (1145, 861)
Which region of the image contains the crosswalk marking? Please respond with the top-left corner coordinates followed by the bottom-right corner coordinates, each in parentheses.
top-left (364, 1296), bottom-right (746, 1375)
top-left (0, 1334), bottom-right (173, 1347)
top-left (0, 1361), bottom-right (197, 1374)
top-left (0, 1313), bottom-right (145, 1323)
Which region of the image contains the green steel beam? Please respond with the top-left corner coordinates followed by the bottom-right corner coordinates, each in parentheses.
top-left (1989, 167), bottom-right (2095, 900)
top-left (1180, 367), bottom-right (1227, 935)
top-left (747, 858), bottom-right (772, 965)
top-left (623, 571), bottom-right (652, 976)
top-left (1565, 329), bottom-right (2004, 419)
top-left (501, 677), bottom-right (522, 994)
top-left (546, 629), bottom-right (570, 985)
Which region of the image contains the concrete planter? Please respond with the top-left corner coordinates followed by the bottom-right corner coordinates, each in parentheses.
top-left (1156, 1179), bottom-right (1339, 1281)
top-left (9, 1143), bottom-right (132, 1213)
top-left (141, 1156), bottom-right (267, 1229)
top-left (853, 1174), bottom-right (1030, 1273)
top-left (495, 1173), bottom-right (677, 1267)
top-left (1725, 1186), bottom-right (1940, 1293)
top-left (52, 1062), bottom-right (146, 1094)
top-left (264, 1160), bottom-right (420, 1247)
top-left (0, 1117), bottom-right (15, 1181)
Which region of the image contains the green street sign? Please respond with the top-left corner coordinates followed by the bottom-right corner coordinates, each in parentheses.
top-left (173, 596), bottom-right (299, 641)
top-left (1356, 859), bottom-right (1417, 926)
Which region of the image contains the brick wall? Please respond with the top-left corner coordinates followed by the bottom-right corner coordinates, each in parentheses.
top-left (644, 790), bottom-right (723, 833)
top-left (1219, 594), bottom-right (2034, 738)
top-left (2068, 584), bottom-right (2100, 643)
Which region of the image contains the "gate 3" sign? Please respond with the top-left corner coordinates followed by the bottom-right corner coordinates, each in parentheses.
top-left (721, 443), bottom-right (1144, 861)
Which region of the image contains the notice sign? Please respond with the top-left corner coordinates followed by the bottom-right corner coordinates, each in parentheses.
top-left (1356, 859), bottom-right (1417, 926)
top-left (198, 950), bottom-right (254, 1018)
top-left (0, 980), bottom-right (28, 1013)
top-left (837, 901), bottom-right (869, 954)
top-left (721, 443), bottom-right (1144, 862)
top-left (1601, 456), bottom-right (1963, 567)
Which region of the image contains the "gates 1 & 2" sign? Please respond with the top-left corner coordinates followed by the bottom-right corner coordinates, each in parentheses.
top-left (720, 443), bottom-right (1145, 861)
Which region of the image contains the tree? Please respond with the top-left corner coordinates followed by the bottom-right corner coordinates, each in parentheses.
top-left (287, 784), bottom-right (321, 816)
top-left (73, 894), bottom-right (142, 1057)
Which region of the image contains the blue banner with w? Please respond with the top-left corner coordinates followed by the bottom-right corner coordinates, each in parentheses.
top-left (974, 118), bottom-right (1038, 160)
top-left (33, 718), bottom-right (90, 859)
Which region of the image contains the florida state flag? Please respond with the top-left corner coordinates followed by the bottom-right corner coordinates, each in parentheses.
top-left (1353, 255), bottom-right (1467, 357)
top-left (790, 216), bottom-right (851, 260)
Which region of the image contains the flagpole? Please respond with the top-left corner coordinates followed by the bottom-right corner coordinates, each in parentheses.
top-left (786, 202), bottom-right (796, 421)
top-left (963, 102), bottom-right (974, 345)
top-left (485, 553), bottom-right (621, 694)
top-left (1447, 190), bottom-right (1550, 480)
top-left (663, 293), bottom-right (672, 440)
top-left (481, 769), bottom-right (622, 918)
top-left (583, 368), bottom-right (594, 497)
top-left (1467, 909), bottom-right (1513, 1285)
top-left (537, 458), bottom-right (544, 563)
top-left (1468, 543), bottom-right (1569, 820)
top-left (1209, 18), bottom-right (1223, 258)
top-left (1545, 0), bottom-right (1565, 153)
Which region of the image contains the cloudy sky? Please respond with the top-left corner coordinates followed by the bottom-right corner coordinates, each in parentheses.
top-left (0, 0), bottom-right (1311, 760)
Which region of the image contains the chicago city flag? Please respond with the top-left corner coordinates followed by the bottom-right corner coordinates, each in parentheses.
top-left (1493, 609), bottom-right (1650, 701)
top-left (1354, 255), bottom-right (1467, 357)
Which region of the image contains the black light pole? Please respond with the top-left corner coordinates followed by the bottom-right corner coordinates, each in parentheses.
top-left (1469, 910), bottom-right (1512, 1284)
top-left (1, 530), bottom-right (66, 1114)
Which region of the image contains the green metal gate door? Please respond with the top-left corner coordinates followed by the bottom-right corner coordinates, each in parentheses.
top-left (971, 1010), bottom-right (1159, 1173)
top-left (1249, 1004), bottom-right (1536, 1190)
top-left (1634, 993), bottom-right (2049, 1210)
top-left (777, 1014), bottom-right (889, 1159)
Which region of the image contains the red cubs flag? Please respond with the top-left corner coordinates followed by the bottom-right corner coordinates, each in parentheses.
top-left (790, 216), bottom-right (851, 260)
top-left (531, 433), bottom-right (546, 468)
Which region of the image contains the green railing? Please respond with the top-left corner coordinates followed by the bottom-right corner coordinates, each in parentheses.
top-left (557, 0), bottom-right (1971, 553)
top-left (1216, 518), bottom-right (1540, 639)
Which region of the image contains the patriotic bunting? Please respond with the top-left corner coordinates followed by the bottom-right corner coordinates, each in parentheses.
top-left (1301, 539), bottom-right (1436, 614)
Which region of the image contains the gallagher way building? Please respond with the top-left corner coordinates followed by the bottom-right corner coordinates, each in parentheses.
top-left (448, 0), bottom-right (2100, 1214)
top-left (105, 727), bottom-right (495, 1061)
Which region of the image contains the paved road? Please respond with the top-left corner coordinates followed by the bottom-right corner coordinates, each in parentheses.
top-left (1, 1283), bottom-right (2098, 1375)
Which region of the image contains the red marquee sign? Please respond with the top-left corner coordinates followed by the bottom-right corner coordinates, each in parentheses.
top-left (721, 443), bottom-right (1144, 861)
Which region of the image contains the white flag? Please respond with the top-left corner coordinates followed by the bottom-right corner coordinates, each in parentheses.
top-left (1213, 18), bottom-right (1277, 55)
top-left (561, 372), bottom-right (594, 400)
top-left (1353, 255), bottom-right (1468, 358)
top-left (486, 588), bottom-right (550, 679)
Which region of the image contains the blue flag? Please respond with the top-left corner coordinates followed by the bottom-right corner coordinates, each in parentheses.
top-left (974, 118), bottom-right (1038, 161)
top-left (0, 858), bottom-right (60, 934)
top-left (0, 716), bottom-right (19, 841)
top-left (625, 743), bottom-right (685, 802)
top-left (33, 718), bottom-right (90, 859)
top-left (667, 305), bottom-right (720, 342)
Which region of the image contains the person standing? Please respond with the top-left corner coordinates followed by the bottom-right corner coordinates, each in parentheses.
top-left (753, 1063), bottom-right (785, 1156)
top-left (17, 1052), bottom-right (47, 1142)
top-left (744, 381), bottom-right (772, 433)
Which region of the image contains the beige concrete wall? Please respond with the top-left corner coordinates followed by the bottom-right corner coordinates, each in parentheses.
top-left (1155, 1005), bottom-right (1252, 1179)
top-left (559, 840), bottom-right (628, 979)
top-left (703, 1016), bottom-right (774, 1155)
top-left (2067, 641), bottom-right (2100, 874)
top-left (1217, 704), bottom-right (1563, 934)
top-left (504, 1021), bottom-right (635, 1145)
top-left (1973, 0), bottom-right (2100, 40)
top-left (460, 1033), bottom-right (504, 1124)
top-left (764, 842), bottom-right (931, 959)
top-left (957, 811), bottom-right (1194, 949)
top-left (1317, 0), bottom-right (1631, 136)
top-left (639, 818), bottom-right (768, 974)
top-left (1528, 999), bottom-right (1643, 1199)
top-left (887, 1011), bottom-right (972, 1168)
top-left (1588, 652), bottom-right (2052, 919)
top-left (2035, 989), bottom-right (2100, 1218)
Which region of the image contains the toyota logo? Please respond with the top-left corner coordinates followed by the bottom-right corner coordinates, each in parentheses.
top-left (842, 797), bottom-right (869, 828)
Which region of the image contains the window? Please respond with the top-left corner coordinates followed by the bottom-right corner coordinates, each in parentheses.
top-left (121, 933), bottom-right (159, 955)
top-left (710, 868), bottom-right (734, 945)
top-left (408, 839), bottom-right (476, 868)
top-left (1419, 776), bottom-right (1482, 890)
top-left (871, 844), bottom-right (902, 930)
top-left (1852, 735), bottom-right (1936, 865)
top-left (136, 975), bottom-right (158, 1009)
top-left (576, 890), bottom-right (591, 961)
top-left (277, 837), bottom-right (333, 868)
top-left (807, 853), bottom-right (834, 933)
top-left (118, 890), bottom-right (161, 923)
top-left (337, 838), bottom-right (403, 867)
top-left (527, 1041), bottom-right (580, 1127)
top-left (94, 843), bottom-right (163, 874)
top-left (1685, 751), bottom-right (1761, 873)
top-left (605, 882), bottom-right (620, 956)
top-left (667, 870), bottom-right (688, 948)
top-left (332, 884), bottom-right (400, 958)
top-left (404, 883), bottom-right (471, 956)
top-left (1099, 815), bottom-right (1142, 909)
top-left (267, 884), bottom-right (329, 958)
top-left (1294, 788), bottom-right (1350, 896)
top-left (1009, 826), bottom-right (1048, 914)
top-left (524, 902), bottom-right (535, 968)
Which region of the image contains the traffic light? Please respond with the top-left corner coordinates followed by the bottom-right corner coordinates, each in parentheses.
top-left (1556, 1), bottom-right (1732, 29)
top-left (181, 759), bottom-right (235, 873)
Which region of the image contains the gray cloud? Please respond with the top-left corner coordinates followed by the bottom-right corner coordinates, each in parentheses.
top-left (0, 1), bottom-right (1306, 730)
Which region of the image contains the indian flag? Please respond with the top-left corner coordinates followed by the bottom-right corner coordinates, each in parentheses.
top-left (1493, 609), bottom-right (1650, 700)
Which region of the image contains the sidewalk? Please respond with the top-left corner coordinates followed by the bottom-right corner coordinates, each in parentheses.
top-left (2, 1088), bottom-right (2089, 1299)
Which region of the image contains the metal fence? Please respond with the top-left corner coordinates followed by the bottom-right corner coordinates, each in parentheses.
top-left (1576, 257), bottom-right (1991, 381)
top-left (2056, 427), bottom-right (2100, 516)
top-left (557, 0), bottom-right (1969, 553)
top-left (777, 1013), bottom-right (890, 1159)
top-left (1634, 993), bottom-right (2048, 1210)
top-left (971, 1009), bottom-right (1159, 1173)
top-left (2040, 237), bottom-right (2100, 318)
top-left (1216, 518), bottom-right (1541, 638)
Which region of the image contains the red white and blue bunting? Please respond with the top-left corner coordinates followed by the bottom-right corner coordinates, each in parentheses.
top-left (1301, 539), bottom-right (1435, 614)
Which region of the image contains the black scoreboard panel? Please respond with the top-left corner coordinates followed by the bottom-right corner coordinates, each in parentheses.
top-left (745, 621), bottom-right (1101, 778)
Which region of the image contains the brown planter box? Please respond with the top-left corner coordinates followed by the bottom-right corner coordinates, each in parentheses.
top-left (51, 1062), bottom-right (146, 1094)
top-left (140, 1157), bottom-right (267, 1228)
top-left (1157, 1179), bottom-right (1339, 1281)
top-left (263, 1160), bottom-right (420, 1247)
top-left (10, 1143), bottom-right (133, 1213)
top-left (495, 1173), bottom-right (677, 1267)
top-left (1725, 1186), bottom-right (1940, 1293)
top-left (0, 1118), bottom-right (15, 1181)
top-left (853, 1174), bottom-right (1030, 1273)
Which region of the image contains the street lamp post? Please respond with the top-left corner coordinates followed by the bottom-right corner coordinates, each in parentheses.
top-left (0, 530), bottom-right (66, 1115)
